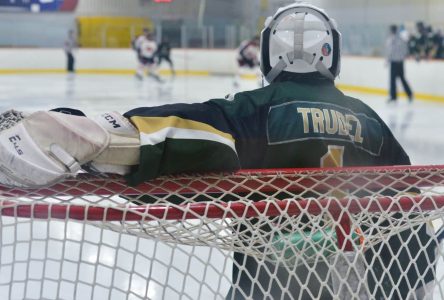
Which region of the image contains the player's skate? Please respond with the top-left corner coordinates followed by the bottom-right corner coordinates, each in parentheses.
top-left (135, 72), bottom-right (144, 81)
top-left (148, 72), bottom-right (164, 83)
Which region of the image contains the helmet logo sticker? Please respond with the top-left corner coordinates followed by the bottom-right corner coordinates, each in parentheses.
top-left (321, 43), bottom-right (332, 56)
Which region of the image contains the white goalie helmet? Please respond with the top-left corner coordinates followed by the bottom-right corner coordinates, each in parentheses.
top-left (260, 3), bottom-right (341, 83)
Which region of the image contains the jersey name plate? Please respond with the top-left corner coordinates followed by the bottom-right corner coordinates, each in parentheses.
top-left (267, 101), bottom-right (383, 156)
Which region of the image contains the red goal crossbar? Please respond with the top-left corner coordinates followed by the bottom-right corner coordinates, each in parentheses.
top-left (1, 164), bottom-right (443, 198)
top-left (1, 165), bottom-right (444, 222)
top-left (1, 194), bottom-right (444, 222)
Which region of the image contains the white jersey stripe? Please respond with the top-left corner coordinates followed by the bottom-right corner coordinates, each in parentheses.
top-left (140, 127), bottom-right (237, 153)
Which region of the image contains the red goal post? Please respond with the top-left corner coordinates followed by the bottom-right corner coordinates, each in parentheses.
top-left (0, 165), bottom-right (444, 299)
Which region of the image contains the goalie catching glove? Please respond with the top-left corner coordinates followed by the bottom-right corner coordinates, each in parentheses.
top-left (0, 110), bottom-right (140, 188)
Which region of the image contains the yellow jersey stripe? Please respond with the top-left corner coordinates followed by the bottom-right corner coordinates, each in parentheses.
top-left (130, 116), bottom-right (235, 143)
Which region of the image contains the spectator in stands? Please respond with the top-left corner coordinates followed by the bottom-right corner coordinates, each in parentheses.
top-left (399, 24), bottom-right (409, 42)
top-left (432, 29), bottom-right (444, 59)
top-left (425, 25), bottom-right (436, 58)
top-left (407, 21), bottom-right (444, 60)
top-left (409, 21), bottom-right (428, 61)
top-left (386, 24), bottom-right (413, 103)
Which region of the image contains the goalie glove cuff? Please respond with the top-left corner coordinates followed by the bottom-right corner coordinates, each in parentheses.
top-left (91, 112), bottom-right (140, 167)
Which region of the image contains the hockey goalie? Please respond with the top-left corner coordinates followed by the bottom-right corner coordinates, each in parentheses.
top-left (0, 3), bottom-right (436, 299)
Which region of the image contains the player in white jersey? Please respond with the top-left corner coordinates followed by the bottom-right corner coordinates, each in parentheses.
top-left (234, 36), bottom-right (261, 88)
top-left (133, 30), bottom-right (147, 54)
top-left (133, 29), bottom-right (162, 82)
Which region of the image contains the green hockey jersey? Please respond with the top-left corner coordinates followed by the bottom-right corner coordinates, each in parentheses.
top-left (124, 79), bottom-right (409, 186)
top-left (123, 79), bottom-right (434, 300)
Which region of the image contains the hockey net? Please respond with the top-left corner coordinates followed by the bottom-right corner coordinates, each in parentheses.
top-left (1, 165), bottom-right (444, 299)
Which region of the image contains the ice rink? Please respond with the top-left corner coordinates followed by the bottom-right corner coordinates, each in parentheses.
top-left (1, 73), bottom-right (444, 299)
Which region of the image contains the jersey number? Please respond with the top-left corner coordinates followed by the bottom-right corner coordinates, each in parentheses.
top-left (320, 145), bottom-right (345, 168)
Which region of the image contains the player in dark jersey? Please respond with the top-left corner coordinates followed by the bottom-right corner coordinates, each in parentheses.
top-left (156, 38), bottom-right (175, 76)
top-left (0, 3), bottom-right (436, 300)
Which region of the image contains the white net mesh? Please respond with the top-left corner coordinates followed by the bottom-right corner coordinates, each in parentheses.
top-left (1, 165), bottom-right (444, 299)
top-left (0, 110), bottom-right (25, 132)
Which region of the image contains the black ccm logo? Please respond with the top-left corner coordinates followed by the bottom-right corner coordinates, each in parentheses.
top-left (103, 113), bottom-right (121, 129)
top-left (9, 135), bottom-right (23, 155)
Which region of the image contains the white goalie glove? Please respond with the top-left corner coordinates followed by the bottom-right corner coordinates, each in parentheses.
top-left (0, 110), bottom-right (140, 188)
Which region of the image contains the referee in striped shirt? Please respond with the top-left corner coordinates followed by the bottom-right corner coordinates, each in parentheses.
top-left (386, 24), bottom-right (414, 102)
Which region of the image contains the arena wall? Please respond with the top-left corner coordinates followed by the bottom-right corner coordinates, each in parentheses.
top-left (0, 48), bottom-right (442, 102)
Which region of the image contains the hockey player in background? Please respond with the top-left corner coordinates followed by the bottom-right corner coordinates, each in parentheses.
top-left (233, 35), bottom-right (260, 88)
top-left (156, 37), bottom-right (175, 76)
top-left (386, 24), bottom-right (414, 103)
top-left (132, 28), bottom-right (147, 70)
top-left (64, 29), bottom-right (77, 75)
top-left (132, 28), bottom-right (163, 82)
top-left (0, 3), bottom-right (436, 300)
